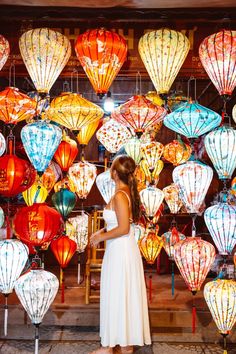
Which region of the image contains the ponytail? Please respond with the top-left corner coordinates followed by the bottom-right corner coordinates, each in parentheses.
top-left (128, 173), bottom-right (141, 223)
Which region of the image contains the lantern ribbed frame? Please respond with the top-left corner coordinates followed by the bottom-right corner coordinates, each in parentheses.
top-left (51, 235), bottom-right (77, 269)
top-left (161, 228), bottom-right (186, 259)
top-left (140, 186), bottom-right (164, 218)
top-left (163, 140), bottom-right (192, 166)
top-left (139, 230), bottom-right (163, 264)
top-left (41, 161), bottom-right (61, 193)
top-left (124, 137), bottom-right (142, 165)
top-left (96, 169), bottom-right (115, 204)
top-left (140, 141), bottom-right (164, 170)
top-left (68, 161), bottom-right (97, 199)
top-left (163, 183), bottom-right (183, 214)
top-left (54, 134), bottom-right (78, 172)
top-left (22, 182), bottom-right (48, 206)
top-left (66, 213), bottom-right (88, 253)
top-left (77, 118), bottom-right (100, 146)
top-left (52, 188), bottom-right (77, 221)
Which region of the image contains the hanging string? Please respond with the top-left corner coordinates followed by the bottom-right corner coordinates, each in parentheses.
top-left (60, 267), bottom-right (65, 303)
top-left (192, 295), bottom-right (196, 334)
top-left (34, 324), bottom-right (40, 354)
top-left (77, 253), bottom-right (81, 284)
top-left (171, 260), bottom-right (175, 296)
top-left (4, 294), bottom-right (9, 336)
top-left (8, 63), bottom-right (16, 88)
top-left (148, 275), bottom-right (152, 303)
top-left (187, 76), bottom-right (197, 101)
top-left (135, 71), bottom-right (142, 95)
top-left (70, 69), bottom-right (79, 93)
top-left (192, 214), bottom-right (197, 237)
top-left (222, 333), bottom-right (228, 354)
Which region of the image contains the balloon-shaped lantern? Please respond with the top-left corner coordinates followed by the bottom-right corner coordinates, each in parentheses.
top-left (173, 161), bottom-right (213, 214)
top-left (163, 140), bottom-right (192, 166)
top-left (52, 188), bottom-right (77, 221)
top-left (41, 161), bottom-right (62, 193)
top-left (140, 141), bottom-right (164, 171)
top-left (0, 35), bottom-right (10, 71)
top-left (140, 186), bottom-right (164, 220)
top-left (19, 28), bottom-right (71, 93)
top-left (139, 229), bottom-right (163, 264)
top-left (0, 132), bottom-right (6, 156)
top-left (54, 132), bottom-right (78, 173)
top-left (0, 239), bottom-right (29, 336)
top-left (77, 118), bottom-right (101, 146)
top-left (164, 101), bottom-right (221, 138)
top-left (75, 28), bottom-right (127, 97)
top-left (124, 137), bottom-right (142, 165)
top-left (204, 125), bottom-right (236, 180)
top-left (0, 206), bottom-right (4, 228)
top-left (140, 159), bottom-right (164, 186)
top-left (68, 161), bottom-right (97, 199)
top-left (96, 169), bottom-right (115, 204)
top-left (163, 183), bottom-right (183, 214)
top-left (21, 120), bottom-right (62, 175)
top-left (199, 30), bottom-right (236, 99)
top-left (22, 181), bottom-right (48, 206)
top-left (54, 177), bottom-right (75, 193)
top-left (162, 227), bottom-right (186, 260)
top-left (204, 203), bottom-right (236, 255)
top-left (138, 28), bottom-right (190, 94)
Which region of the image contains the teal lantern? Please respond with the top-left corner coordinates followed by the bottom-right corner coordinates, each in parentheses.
top-left (164, 101), bottom-right (221, 138)
top-left (204, 125), bottom-right (236, 180)
top-left (21, 120), bottom-right (62, 175)
top-left (52, 188), bottom-right (77, 221)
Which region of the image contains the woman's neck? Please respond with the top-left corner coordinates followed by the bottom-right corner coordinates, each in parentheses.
top-left (115, 181), bottom-right (128, 191)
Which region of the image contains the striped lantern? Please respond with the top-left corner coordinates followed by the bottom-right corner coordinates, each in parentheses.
top-left (163, 183), bottom-right (183, 214)
top-left (53, 133), bottom-right (78, 173)
top-left (22, 182), bottom-right (48, 206)
top-left (139, 229), bottom-right (163, 265)
top-left (140, 186), bottom-right (164, 219)
top-left (96, 169), bottom-right (115, 204)
top-left (77, 118), bottom-right (101, 146)
top-left (52, 188), bottom-right (77, 221)
top-left (161, 227), bottom-right (186, 259)
top-left (163, 140), bottom-right (192, 166)
top-left (68, 161), bottom-right (97, 199)
top-left (140, 159), bottom-right (164, 186)
top-left (124, 137), bottom-right (142, 165)
top-left (140, 141), bottom-right (164, 170)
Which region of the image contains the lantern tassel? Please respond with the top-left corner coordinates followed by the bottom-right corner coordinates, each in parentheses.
top-left (78, 255), bottom-right (81, 284)
top-left (4, 295), bottom-right (8, 336)
top-left (222, 334), bottom-right (228, 354)
top-left (149, 275), bottom-right (152, 303)
top-left (60, 268), bottom-right (65, 303)
top-left (34, 324), bottom-right (40, 354)
top-left (171, 261), bottom-right (175, 296)
top-left (192, 297), bottom-right (196, 334)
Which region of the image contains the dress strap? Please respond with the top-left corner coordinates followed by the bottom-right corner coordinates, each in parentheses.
top-left (116, 190), bottom-right (131, 208)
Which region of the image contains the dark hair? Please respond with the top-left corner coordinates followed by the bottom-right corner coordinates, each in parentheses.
top-left (111, 155), bottom-right (141, 222)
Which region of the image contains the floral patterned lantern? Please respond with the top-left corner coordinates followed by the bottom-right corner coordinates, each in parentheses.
top-left (14, 203), bottom-right (63, 247)
top-left (66, 213), bottom-right (89, 253)
top-left (199, 30), bottom-right (236, 99)
top-left (68, 161), bottom-right (97, 199)
top-left (140, 159), bottom-right (164, 186)
top-left (47, 92), bottom-right (104, 132)
top-left (75, 28), bottom-right (127, 97)
top-left (173, 161), bottom-right (213, 214)
top-left (77, 118), bottom-right (101, 146)
top-left (19, 28), bottom-right (71, 93)
top-left (162, 227), bottom-right (186, 259)
top-left (21, 120), bottom-right (62, 175)
top-left (0, 35), bottom-right (10, 71)
top-left (112, 95), bottom-right (166, 136)
top-left (54, 133), bottom-right (78, 173)
top-left (41, 161), bottom-right (61, 193)
top-left (140, 141), bottom-right (164, 170)
top-left (22, 181), bottom-right (48, 206)
top-left (0, 87), bottom-right (37, 125)
top-left (0, 206), bottom-right (4, 228)
top-left (96, 169), bottom-right (115, 204)
top-left (204, 203), bottom-right (236, 255)
top-left (124, 137), bottom-right (142, 165)
top-left (140, 186), bottom-right (164, 219)
top-left (163, 140), bottom-right (192, 166)
top-left (139, 229), bottom-right (163, 264)
top-left (164, 101), bottom-right (221, 138)
top-left (204, 126), bottom-right (236, 180)
top-left (163, 183), bottom-right (183, 214)
top-left (96, 118), bottom-right (131, 153)
top-left (0, 132), bottom-right (6, 156)
top-left (138, 28), bottom-right (190, 94)
top-left (134, 165), bottom-right (146, 192)
top-left (52, 188), bottom-right (77, 221)
top-left (54, 177), bottom-right (76, 193)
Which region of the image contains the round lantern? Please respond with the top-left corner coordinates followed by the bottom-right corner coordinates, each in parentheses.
top-left (21, 120), bottom-right (62, 175)
top-left (173, 160), bottom-right (213, 214)
top-left (140, 186), bottom-right (164, 219)
top-left (0, 132), bottom-right (6, 156)
top-left (0, 35), bottom-right (10, 71)
top-left (77, 118), bottom-right (101, 146)
top-left (140, 159), bottom-right (164, 186)
top-left (41, 161), bottom-right (62, 193)
top-left (112, 95), bottom-right (166, 136)
top-left (66, 213), bottom-right (88, 253)
top-left (138, 28), bottom-right (190, 94)
top-left (0, 207), bottom-right (4, 228)
top-left (46, 92), bottom-right (104, 132)
top-left (68, 161), bottom-right (97, 199)
top-left (19, 28), bottom-right (71, 93)
top-left (14, 203), bottom-right (63, 247)
top-left (0, 154), bottom-right (36, 197)
top-left (0, 87), bottom-right (37, 125)
top-left (75, 28), bottom-right (127, 97)
top-left (96, 118), bottom-right (131, 153)
top-left (54, 133), bottom-right (78, 173)
top-left (124, 137), bottom-right (142, 165)
top-left (204, 203), bottom-right (236, 255)
top-left (139, 229), bottom-right (163, 264)
top-left (164, 101), bottom-right (221, 138)
top-left (140, 141), bottom-right (164, 171)
top-left (204, 125), bottom-right (236, 180)
top-left (52, 188), bottom-right (77, 221)
top-left (96, 169), bottom-right (115, 204)
top-left (163, 140), bottom-right (192, 166)
top-left (163, 183), bottom-right (183, 214)
top-left (22, 181), bottom-right (48, 206)
top-left (199, 30), bottom-right (236, 98)
top-left (162, 227), bottom-right (186, 259)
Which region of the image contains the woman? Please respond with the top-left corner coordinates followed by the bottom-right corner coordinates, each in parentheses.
top-left (90, 155), bottom-right (151, 354)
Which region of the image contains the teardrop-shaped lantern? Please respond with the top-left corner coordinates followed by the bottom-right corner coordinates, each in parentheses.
top-left (174, 237), bottom-right (215, 294)
top-left (52, 188), bottom-right (77, 221)
top-left (21, 120), bottom-right (62, 175)
top-left (14, 203), bottom-right (63, 247)
top-left (19, 28), bottom-right (71, 93)
top-left (54, 133), bottom-right (78, 173)
top-left (0, 207), bottom-right (4, 228)
top-left (112, 95), bottom-right (166, 135)
top-left (0, 87), bottom-right (37, 125)
top-left (124, 137), bottom-right (142, 165)
top-left (139, 229), bottom-right (163, 264)
top-left (66, 213), bottom-right (88, 253)
top-left (96, 169), bottom-right (115, 204)
top-left (51, 235), bottom-right (77, 269)
top-left (68, 161), bottom-right (97, 199)
top-left (199, 30), bottom-right (236, 98)
top-left (138, 28), bottom-right (190, 94)
top-left (173, 161), bottom-right (213, 214)
top-left (140, 186), bottom-right (164, 219)
top-left (0, 132), bottom-right (6, 156)
top-left (140, 141), bottom-right (164, 170)
top-left (96, 118), bottom-right (131, 153)
top-left (77, 118), bottom-right (101, 146)
top-left (47, 92), bottom-right (104, 132)
top-left (75, 28), bottom-right (127, 97)
top-left (22, 181), bottom-right (48, 206)
top-left (0, 35), bottom-right (10, 71)
top-left (163, 140), bottom-right (192, 166)
top-left (140, 159), bottom-right (164, 186)
top-left (41, 161), bottom-right (61, 193)
top-left (161, 227), bottom-right (186, 259)
top-left (163, 183), bottom-right (183, 214)
top-left (204, 125), bottom-right (236, 180)
top-left (164, 101), bottom-right (221, 138)
top-left (204, 203), bottom-right (236, 255)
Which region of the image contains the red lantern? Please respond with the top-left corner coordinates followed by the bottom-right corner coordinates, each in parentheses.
top-left (54, 133), bottom-right (78, 173)
top-left (14, 203), bottom-right (63, 247)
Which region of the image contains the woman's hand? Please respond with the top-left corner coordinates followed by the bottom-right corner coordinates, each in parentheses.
top-left (90, 229), bottom-right (104, 247)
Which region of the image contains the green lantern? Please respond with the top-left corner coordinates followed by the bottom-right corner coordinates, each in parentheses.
top-left (52, 188), bottom-right (77, 221)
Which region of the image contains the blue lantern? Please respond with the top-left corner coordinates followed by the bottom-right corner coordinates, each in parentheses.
top-left (21, 120), bottom-right (62, 175)
top-left (204, 125), bottom-right (236, 180)
top-left (164, 101), bottom-right (221, 138)
top-left (204, 203), bottom-right (236, 255)
top-left (52, 188), bottom-right (77, 221)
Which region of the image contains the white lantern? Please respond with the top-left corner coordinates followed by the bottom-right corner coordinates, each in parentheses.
top-left (0, 207), bottom-right (4, 228)
top-left (124, 137), bottom-right (142, 165)
top-left (0, 132), bottom-right (6, 156)
top-left (68, 161), bottom-right (97, 199)
top-left (96, 169), bottom-right (115, 204)
top-left (140, 186), bottom-right (164, 219)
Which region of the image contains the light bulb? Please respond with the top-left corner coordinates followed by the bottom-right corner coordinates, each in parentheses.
top-left (104, 92), bottom-right (115, 113)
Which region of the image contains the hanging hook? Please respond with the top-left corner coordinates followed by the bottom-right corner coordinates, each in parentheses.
top-left (187, 76), bottom-right (197, 101)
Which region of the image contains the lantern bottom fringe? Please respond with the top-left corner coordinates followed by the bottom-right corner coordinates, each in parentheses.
top-left (149, 275), bottom-right (152, 303)
top-left (192, 305), bottom-right (196, 334)
top-left (4, 295), bottom-right (8, 337)
top-left (61, 281), bottom-right (65, 303)
top-left (34, 324), bottom-right (40, 354)
top-left (223, 351), bottom-right (227, 354)
top-left (78, 263), bottom-right (80, 284)
top-left (171, 261), bottom-right (175, 296)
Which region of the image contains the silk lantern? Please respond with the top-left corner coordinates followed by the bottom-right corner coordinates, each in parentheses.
top-left (124, 137), bottom-right (142, 165)
top-left (22, 181), bottom-right (48, 206)
top-left (138, 28), bottom-right (190, 94)
top-left (140, 186), bottom-right (164, 220)
top-left (204, 125), bottom-right (236, 180)
top-left (77, 118), bottom-right (100, 146)
top-left (163, 183), bottom-right (183, 214)
top-left (15, 268), bottom-right (59, 354)
top-left (0, 132), bottom-right (6, 156)
top-left (173, 160), bottom-right (213, 214)
top-left (0, 207), bottom-right (4, 228)
top-left (140, 141), bottom-right (164, 170)
top-left (163, 140), bottom-right (192, 166)
top-left (199, 30), bottom-right (236, 99)
top-left (164, 101), bottom-right (221, 138)
top-left (204, 203), bottom-right (236, 255)
top-left (52, 188), bottom-right (76, 221)
top-left (54, 177), bottom-right (76, 193)
top-left (19, 28), bottom-right (71, 93)
top-left (41, 161), bottom-right (62, 193)
top-left (162, 227), bottom-right (186, 260)
top-left (21, 120), bottom-right (62, 175)
top-left (96, 169), bottom-right (115, 204)
top-left (68, 161), bottom-right (97, 199)
top-left (54, 133), bottom-right (78, 173)
top-left (145, 91), bottom-right (164, 107)
top-left (47, 92), bottom-right (104, 132)
top-left (0, 35), bottom-right (10, 71)
top-left (0, 239), bottom-right (29, 336)
top-left (75, 28), bottom-right (127, 97)
top-left (233, 104), bottom-right (236, 124)
top-left (140, 159), bottom-right (164, 186)
top-left (139, 229), bottom-right (163, 264)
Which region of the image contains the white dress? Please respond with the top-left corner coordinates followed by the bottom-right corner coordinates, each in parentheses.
top-left (100, 206), bottom-right (151, 348)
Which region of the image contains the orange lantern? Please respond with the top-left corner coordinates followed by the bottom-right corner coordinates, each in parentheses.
top-left (41, 161), bottom-right (61, 192)
top-left (163, 140), bottom-right (192, 166)
top-left (54, 132), bottom-right (78, 173)
top-left (54, 177), bottom-right (76, 193)
top-left (134, 165), bottom-right (146, 192)
top-left (75, 28), bottom-right (127, 97)
top-left (140, 141), bottom-right (164, 170)
top-left (0, 35), bottom-right (10, 71)
top-left (139, 229), bottom-right (163, 264)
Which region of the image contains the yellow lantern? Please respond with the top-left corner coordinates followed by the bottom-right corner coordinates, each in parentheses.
top-left (145, 91), bottom-right (164, 106)
top-left (139, 229), bottom-right (163, 264)
top-left (19, 28), bottom-right (71, 94)
top-left (140, 159), bottom-right (164, 186)
top-left (138, 28), bottom-right (190, 94)
top-left (46, 92), bottom-right (104, 132)
top-left (140, 141), bottom-right (164, 170)
top-left (22, 181), bottom-right (48, 206)
top-left (77, 118), bottom-right (101, 146)
top-left (134, 165), bottom-right (146, 192)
